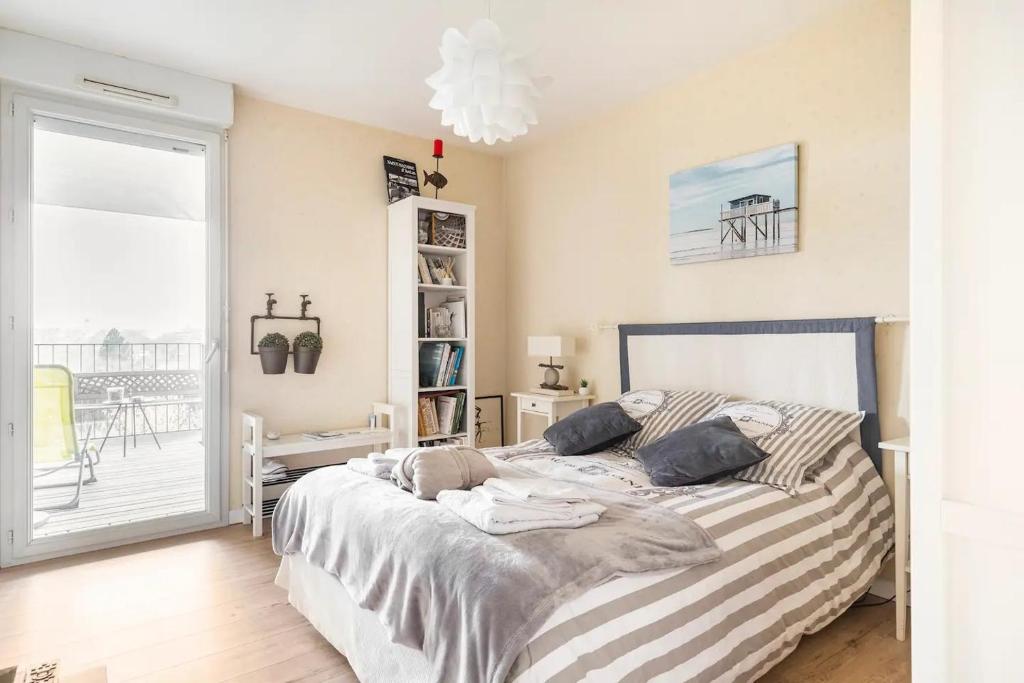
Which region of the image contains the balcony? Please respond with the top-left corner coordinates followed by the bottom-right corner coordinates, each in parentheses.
top-left (32, 342), bottom-right (207, 537)
top-left (34, 431), bottom-right (204, 537)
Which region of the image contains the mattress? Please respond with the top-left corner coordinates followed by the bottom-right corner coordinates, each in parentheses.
top-left (276, 439), bottom-right (893, 682)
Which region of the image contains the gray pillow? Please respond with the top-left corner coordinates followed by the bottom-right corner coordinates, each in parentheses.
top-left (543, 402), bottom-right (642, 456)
top-left (635, 416), bottom-right (768, 487)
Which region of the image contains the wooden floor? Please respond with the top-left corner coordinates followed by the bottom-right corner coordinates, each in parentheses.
top-left (0, 526), bottom-right (909, 682)
top-left (34, 432), bottom-right (204, 537)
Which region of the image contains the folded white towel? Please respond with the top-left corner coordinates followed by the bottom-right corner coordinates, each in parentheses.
top-left (347, 457), bottom-right (393, 479)
top-left (437, 486), bottom-right (605, 535)
top-left (475, 484), bottom-right (605, 520)
top-left (262, 458), bottom-right (287, 474)
top-left (368, 451), bottom-right (401, 467)
top-left (483, 477), bottom-right (591, 504)
top-left (263, 472), bottom-right (288, 482)
top-left (376, 448), bottom-right (417, 462)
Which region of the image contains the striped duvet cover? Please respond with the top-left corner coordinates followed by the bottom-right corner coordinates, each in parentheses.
top-left (486, 438), bottom-right (894, 683)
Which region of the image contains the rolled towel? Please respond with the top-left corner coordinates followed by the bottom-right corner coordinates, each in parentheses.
top-left (347, 457), bottom-right (393, 479)
top-left (393, 445), bottom-right (497, 500)
top-left (437, 488), bottom-right (604, 535)
top-left (483, 477), bottom-right (591, 503)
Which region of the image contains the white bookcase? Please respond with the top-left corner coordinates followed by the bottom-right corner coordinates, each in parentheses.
top-left (387, 196), bottom-right (475, 448)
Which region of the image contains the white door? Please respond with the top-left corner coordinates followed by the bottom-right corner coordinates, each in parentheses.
top-left (0, 89), bottom-right (227, 565)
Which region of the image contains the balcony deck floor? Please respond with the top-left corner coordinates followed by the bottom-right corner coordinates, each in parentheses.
top-left (33, 431), bottom-right (205, 538)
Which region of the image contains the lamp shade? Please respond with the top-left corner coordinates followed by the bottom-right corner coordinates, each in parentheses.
top-left (527, 336), bottom-right (576, 358)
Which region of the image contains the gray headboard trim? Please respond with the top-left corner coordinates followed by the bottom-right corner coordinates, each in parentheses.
top-left (618, 317), bottom-right (881, 471)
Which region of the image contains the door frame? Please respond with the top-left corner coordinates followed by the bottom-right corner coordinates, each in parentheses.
top-left (0, 85), bottom-right (229, 566)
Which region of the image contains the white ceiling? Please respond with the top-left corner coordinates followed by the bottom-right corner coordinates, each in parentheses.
top-left (0, 1), bottom-right (852, 154)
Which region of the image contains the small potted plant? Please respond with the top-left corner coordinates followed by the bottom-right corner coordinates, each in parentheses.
top-left (579, 378), bottom-right (591, 396)
top-left (293, 331), bottom-right (323, 374)
top-left (258, 332), bottom-right (289, 374)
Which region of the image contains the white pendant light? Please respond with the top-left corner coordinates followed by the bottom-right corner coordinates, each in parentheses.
top-left (425, 18), bottom-right (549, 145)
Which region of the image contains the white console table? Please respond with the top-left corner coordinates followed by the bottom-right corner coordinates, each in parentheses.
top-left (241, 403), bottom-right (394, 537)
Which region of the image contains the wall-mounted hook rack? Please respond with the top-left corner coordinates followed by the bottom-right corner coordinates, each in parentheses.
top-left (250, 292), bottom-right (322, 354)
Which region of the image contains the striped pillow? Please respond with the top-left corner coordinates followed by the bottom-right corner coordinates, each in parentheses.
top-left (613, 389), bottom-right (729, 454)
top-left (702, 400), bottom-right (864, 493)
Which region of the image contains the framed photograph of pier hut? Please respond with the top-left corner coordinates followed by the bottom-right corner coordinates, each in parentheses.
top-left (669, 143), bottom-right (798, 265)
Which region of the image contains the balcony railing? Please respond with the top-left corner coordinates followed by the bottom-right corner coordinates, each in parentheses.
top-left (35, 342), bottom-right (205, 438)
top-left (34, 342), bottom-right (204, 373)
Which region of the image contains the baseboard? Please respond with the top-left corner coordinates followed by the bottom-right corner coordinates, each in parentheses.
top-left (228, 508), bottom-right (244, 525)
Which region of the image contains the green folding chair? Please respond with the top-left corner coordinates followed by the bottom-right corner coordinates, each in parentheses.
top-left (33, 365), bottom-right (99, 511)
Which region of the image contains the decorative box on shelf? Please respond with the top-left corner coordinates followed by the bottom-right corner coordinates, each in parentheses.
top-left (240, 403), bottom-right (394, 537)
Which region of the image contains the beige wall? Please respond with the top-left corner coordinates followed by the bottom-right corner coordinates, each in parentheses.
top-left (226, 0), bottom-right (909, 510)
top-left (504, 0), bottom-right (909, 450)
top-left (227, 96), bottom-right (505, 507)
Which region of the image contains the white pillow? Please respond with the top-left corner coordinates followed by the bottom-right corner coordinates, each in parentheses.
top-left (613, 389), bottom-right (729, 454)
top-left (703, 399), bottom-right (864, 494)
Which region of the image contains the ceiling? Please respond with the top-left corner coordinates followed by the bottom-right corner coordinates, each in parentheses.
top-left (0, 1), bottom-right (852, 154)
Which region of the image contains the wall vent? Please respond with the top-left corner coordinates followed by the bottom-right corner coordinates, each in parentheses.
top-left (77, 76), bottom-right (179, 108)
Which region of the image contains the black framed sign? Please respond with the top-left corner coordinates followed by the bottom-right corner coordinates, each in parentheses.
top-left (383, 156), bottom-right (420, 203)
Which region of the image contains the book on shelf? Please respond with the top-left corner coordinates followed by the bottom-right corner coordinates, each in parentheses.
top-left (418, 292), bottom-right (426, 337)
top-left (445, 345), bottom-right (464, 386)
top-left (418, 343), bottom-right (446, 387)
top-left (417, 396), bottom-right (440, 436)
top-left (416, 390), bottom-right (467, 437)
top-left (416, 254), bottom-right (458, 287)
top-left (436, 344), bottom-right (452, 386)
top-left (436, 396), bottom-right (456, 435)
top-left (419, 341), bottom-right (464, 388)
top-left (417, 400), bottom-right (425, 438)
top-left (417, 253), bottom-right (433, 285)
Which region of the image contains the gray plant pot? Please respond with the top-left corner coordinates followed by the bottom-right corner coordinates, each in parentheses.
top-left (259, 347), bottom-right (288, 374)
top-left (293, 348), bottom-right (321, 374)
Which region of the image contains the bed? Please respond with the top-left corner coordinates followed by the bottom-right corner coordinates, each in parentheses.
top-left (273, 317), bottom-right (894, 682)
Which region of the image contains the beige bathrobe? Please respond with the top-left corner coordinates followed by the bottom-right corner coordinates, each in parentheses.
top-left (392, 445), bottom-right (496, 500)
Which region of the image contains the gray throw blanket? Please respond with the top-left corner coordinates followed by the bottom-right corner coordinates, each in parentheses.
top-left (272, 462), bottom-right (721, 683)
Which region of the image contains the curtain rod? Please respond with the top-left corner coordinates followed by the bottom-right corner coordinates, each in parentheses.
top-left (593, 316), bottom-right (909, 331)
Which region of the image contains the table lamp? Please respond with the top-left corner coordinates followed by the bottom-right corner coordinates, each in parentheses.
top-left (527, 336), bottom-right (576, 395)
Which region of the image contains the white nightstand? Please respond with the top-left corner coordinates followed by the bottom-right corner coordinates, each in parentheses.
top-left (880, 436), bottom-right (911, 641)
top-left (511, 391), bottom-right (595, 442)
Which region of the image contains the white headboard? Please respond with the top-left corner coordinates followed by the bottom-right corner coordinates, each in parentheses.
top-left (619, 318), bottom-right (881, 470)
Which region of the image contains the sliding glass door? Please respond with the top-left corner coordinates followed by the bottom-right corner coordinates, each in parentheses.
top-left (0, 90), bottom-right (226, 565)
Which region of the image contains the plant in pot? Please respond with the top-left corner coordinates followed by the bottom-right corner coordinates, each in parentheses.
top-left (579, 378), bottom-right (591, 396)
top-left (258, 332), bottom-right (290, 374)
top-left (293, 331), bottom-right (323, 374)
